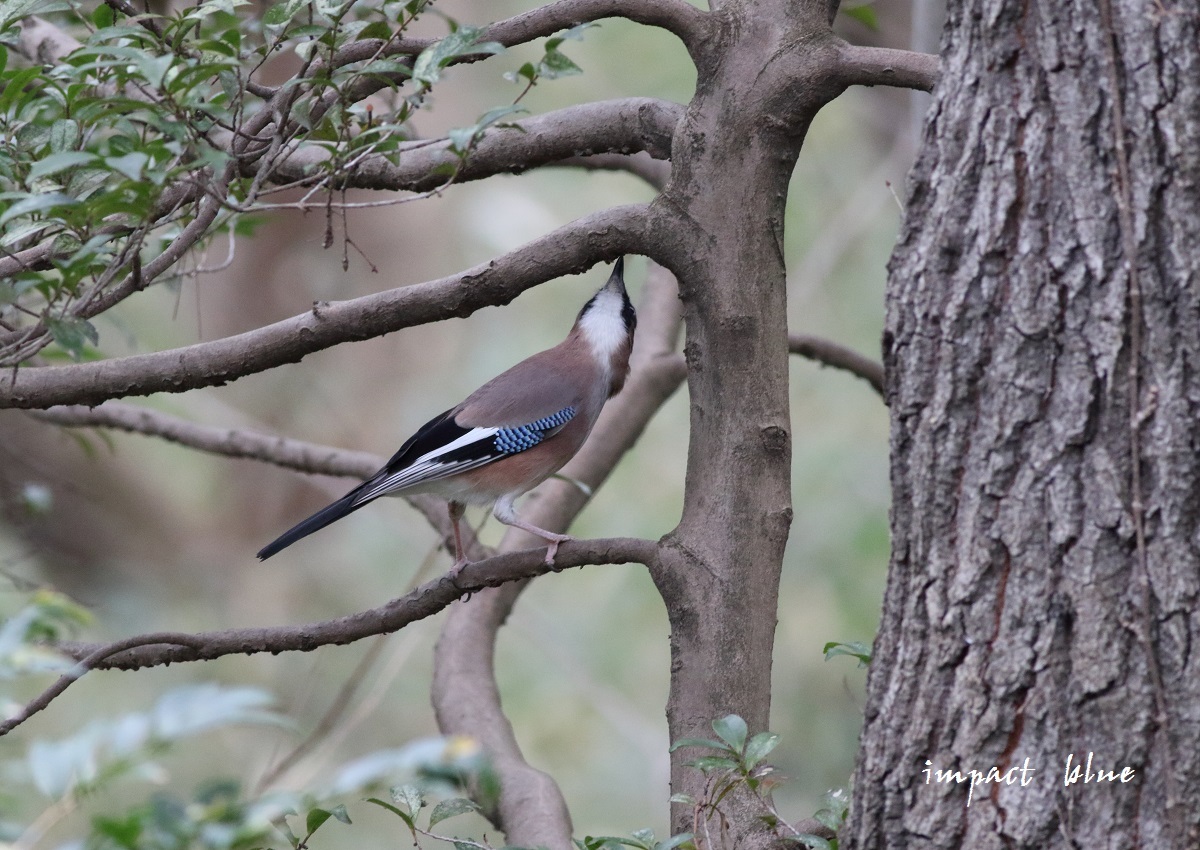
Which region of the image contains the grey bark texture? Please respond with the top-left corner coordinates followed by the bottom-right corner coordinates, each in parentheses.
top-left (849, 1), bottom-right (1200, 848)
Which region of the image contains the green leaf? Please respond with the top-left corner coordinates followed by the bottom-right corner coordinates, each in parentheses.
top-left (399, 780), bottom-right (431, 809)
top-left (667, 793), bottom-right (695, 805)
top-left (411, 25), bottom-right (503, 85)
top-left (0, 192), bottom-right (77, 227)
top-left (48, 119), bottom-right (80, 153)
top-left (303, 803), bottom-right (349, 835)
top-left (150, 683), bottom-right (283, 739)
top-left (427, 797), bottom-right (481, 829)
top-left (365, 797), bottom-right (413, 828)
top-left (134, 52), bottom-right (173, 87)
top-left (93, 814), bottom-right (142, 848)
top-left (539, 47), bottom-right (581, 79)
top-left (505, 61), bottom-right (536, 83)
top-left (842, 4), bottom-right (878, 30)
top-left (581, 837), bottom-right (648, 850)
top-left (712, 714), bottom-right (748, 752)
top-left (275, 817), bottom-right (300, 848)
top-left (355, 20), bottom-right (391, 41)
top-left (653, 833), bottom-right (695, 850)
top-left (685, 756), bottom-right (740, 773)
top-left (545, 21), bottom-right (595, 49)
top-left (263, 0), bottom-right (307, 29)
top-left (294, 39), bottom-right (320, 62)
top-left (27, 151), bottom-right (96, 182)
top-left (0, 67), bottom-right (41, 113)
top-left (743, 732), bottom-right (780, 768)
top-left (91, 3), bottom-right (114, 28)
top-left (0, 0), bottom-right (63, 29)
top-left (823, 640), bottom-right (872, 667)
top-left (794, 836), bottom-right (833, 850)
top-left (43, 315), bottom-right (99, 360)
top-left (105, 152), bottom-right (150, 181)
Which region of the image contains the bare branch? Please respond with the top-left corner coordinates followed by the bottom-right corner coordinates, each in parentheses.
top-left (473, 0), bottom-right (710, 56)
top-left (0, 204), bottom-right (656, 409)
top-left (788, 333), bottom-right (884, 396)
top-left (432, 263), bottom-right (683, 846)
top-left (28, 400), bottom-right (483, 563)
top-left (835, 44), bottom-right (940, 93)
top-left (270, 98), bottom-right (682, 192)
top-left (335, 0), bottom-right (711, 67)
top-left (31, 402), bottom-right (382, 478)
top-left (552, 151), bottom-right (671, 190)
top-left (0, 632), bottom-right (207, 737)
top-left (0, 538), bottom-right (657, 737)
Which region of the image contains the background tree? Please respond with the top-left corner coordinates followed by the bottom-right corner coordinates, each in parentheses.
top-left (848, 1), bottom-right (1200, 848)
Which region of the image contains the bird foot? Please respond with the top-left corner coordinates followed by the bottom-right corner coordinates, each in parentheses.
top-left (541, 533), bottom-right (574, 571)
top-left (448, 558), bottom-right (475, 600)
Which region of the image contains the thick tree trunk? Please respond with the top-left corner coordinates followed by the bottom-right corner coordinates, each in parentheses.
top-left (850, 1), bottom-right (1200, 848)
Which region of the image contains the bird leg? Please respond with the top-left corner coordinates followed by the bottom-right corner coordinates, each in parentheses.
top-left (446, 500), bottom-right (470, 577)
top-left (492, 497), bottom-right (572, 569)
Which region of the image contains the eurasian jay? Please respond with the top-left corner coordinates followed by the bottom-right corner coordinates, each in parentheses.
top-left (256, 258), bottom-right (636, 574)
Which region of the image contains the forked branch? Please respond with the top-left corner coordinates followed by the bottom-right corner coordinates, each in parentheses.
top-left (0, 205), bottom-right (656, 409)
top-left (0, 538), bottom-right (658, 737)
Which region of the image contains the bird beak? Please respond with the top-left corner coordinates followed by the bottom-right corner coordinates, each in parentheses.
top-left (605, 257), bottom-right (626, 292)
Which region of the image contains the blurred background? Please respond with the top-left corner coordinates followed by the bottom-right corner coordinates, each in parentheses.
top-left (0, 0), bottom-right (943, 843)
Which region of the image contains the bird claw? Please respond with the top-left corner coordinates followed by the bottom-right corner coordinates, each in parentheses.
top-left (448, 559), bottom-right (474, 600)
top-left (542, 534), bottom-right (573, 572)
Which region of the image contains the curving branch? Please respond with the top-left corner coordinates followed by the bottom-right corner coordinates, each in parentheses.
top-left (788, 333), bottom-right (884, 396)
top-left (333, 0), bottom-right (712, 67)
top-left (31, 402), bottom-right (384, 478)
top-left (834, 44), bottom-right (941, 93)
top-left (269, 98), bottom-right (682, 192)
top-left (432, 262), bottom-right (683, 847)
top-left (0, 100), bottom-right (679, 284)
top-left (553, 151), bottom-right (672, 191)
top-left (0, 538), bottom-right (658, 737)
top-left (465, 0), bottom-right (710, 57)
top-left (27, 400), bottom-right (486, 566)
top-left (0, 204), bottom-right (656, 409)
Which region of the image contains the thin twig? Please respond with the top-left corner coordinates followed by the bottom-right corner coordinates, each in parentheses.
top-left (788, 333), bottom-right (884, 397)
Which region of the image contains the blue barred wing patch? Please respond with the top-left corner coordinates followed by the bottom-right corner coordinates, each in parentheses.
top-left (493, 407), bottom-right (576, 454)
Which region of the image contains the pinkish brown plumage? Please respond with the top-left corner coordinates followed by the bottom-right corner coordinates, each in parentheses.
top-left (257, 259), bottom-right (636, 576)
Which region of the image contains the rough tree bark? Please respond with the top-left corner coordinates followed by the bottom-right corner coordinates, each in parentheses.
top-left (850, 1), bottom-right (1200, 847)
top-left (1, 0), bottom-right (938, 846)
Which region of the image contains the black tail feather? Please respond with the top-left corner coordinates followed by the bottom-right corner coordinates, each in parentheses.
top-left (256, 490), bottom-right (368, 560)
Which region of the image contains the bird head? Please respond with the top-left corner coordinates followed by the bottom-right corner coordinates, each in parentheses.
top-left (575, 257), bottom-right (637, 396)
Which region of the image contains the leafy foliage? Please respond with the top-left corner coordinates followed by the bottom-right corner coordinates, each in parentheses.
top-left (0, 0), bottom-right (590, 364)
top-left (0, 588), bottom-right (90, 680)
top-left (669, 714), bottom-right (850, 848)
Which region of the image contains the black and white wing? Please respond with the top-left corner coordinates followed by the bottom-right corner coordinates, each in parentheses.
top-left (255, 406), bottom-right (576, 560)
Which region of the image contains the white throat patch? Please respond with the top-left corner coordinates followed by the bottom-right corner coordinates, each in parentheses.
top-left (578, 286), bottom-right (628, 364)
